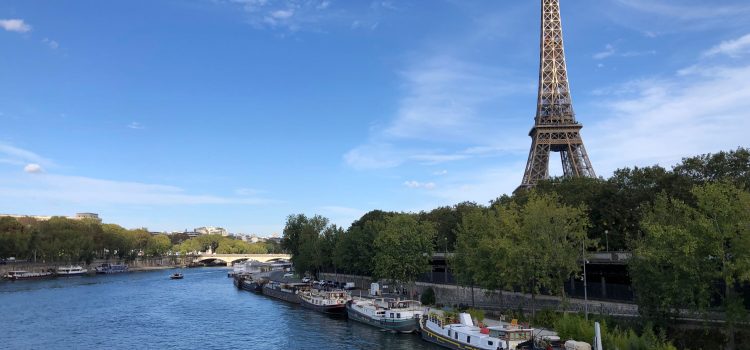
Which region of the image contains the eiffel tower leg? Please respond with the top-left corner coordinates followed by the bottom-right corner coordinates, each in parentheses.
top-left (521, 134), bottom-right (551, 188)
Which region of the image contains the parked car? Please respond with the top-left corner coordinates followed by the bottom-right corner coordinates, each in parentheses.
top-left (301, 277), bottom-right (311, 283)
top-left (283, 273), bottom-right (294, 278)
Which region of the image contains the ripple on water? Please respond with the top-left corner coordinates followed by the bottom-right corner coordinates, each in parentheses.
top-left (2, 268), bottom-right (442, 350)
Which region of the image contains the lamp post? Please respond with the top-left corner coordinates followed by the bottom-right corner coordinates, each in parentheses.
top-left (605, 229), bottom-right (609, 252)
top-left (582, 239), bottom-right (589, 321)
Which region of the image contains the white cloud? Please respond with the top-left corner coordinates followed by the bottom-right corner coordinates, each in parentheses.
top-left (0, 173), bottom-right (276, 206)
top-left (270, 9), bottom-right (294, 19)
top-left (0, 19), bottom-right (31, 33)
top-left (127, 122), bottom-right (144, 130)
top-left (404, 181), bottom-right (436, 190)
top-left (0, 143), bottom-right (53, 167)
top-left (221, 0), bottom-right (343, 32)
top-left (614, 0), bottom-right (750, 21)
top-left (235, 188), bottom-right (262, 196)
top-left (344, 54), bottom-right (530, 170)
top-left (23, 163), bottom-right (43, 174)
top-left (585, 57), bottom-right (750, 177)
top-left (433, 170), bottom-right (448, 176)
top-left (42, 38), bottom-right (59, 49)
top-left (593, 44), bottom-right (615, 60)
top-left (703, 33), bottom-right (750, 58)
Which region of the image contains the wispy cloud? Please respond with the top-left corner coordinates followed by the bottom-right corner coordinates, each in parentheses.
top-left (594, 43), bottom-right (655, 60)
top-left (0, 173), bottom-right (277, 206)
top-left (586, 44), bottom-right (750, 176)
top-left (703, 33), bottom-right (750, 58)
top-left (221, 0), bottom-right (344, 32)
top-left (614, 0), bottom-right (750, 21)
top-left (593, 44), bottom-right (616, 60)
top-left (0, 19), bottom-right (31, 33)
top-left (344, 54), bottom-right (530, 170)
top-left (42, 38), bottom-right (59, 49)
top-left (0, 143), bottom-right (54, 168)
top-left (404, 180), bottom-right (436, 190)
top-left (127, 122), bottom-right (144, 130)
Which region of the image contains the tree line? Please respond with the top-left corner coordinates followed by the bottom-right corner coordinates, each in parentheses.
top-left (0, 217), bottom-right (271, 264)
top-left (281, 148), bottom-right (750, 345)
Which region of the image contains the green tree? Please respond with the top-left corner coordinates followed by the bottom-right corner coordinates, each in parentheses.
top-left (452, 206), bottom-right (506, 292)
top-left (145, 234), bottom-right (172, 257)
top-left (372, 214), bottom-right (435, 287)
top-left (333, 219), bottom-right (383, 276)
top-left (281, 214), bottom-right (332, 275)
top-left (499, 192), bottom-right (590, 316)
top-left (631, 183), bottom-right (750, 348)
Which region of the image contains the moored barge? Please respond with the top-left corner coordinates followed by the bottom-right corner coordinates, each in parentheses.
top-left (298, 289), bottom-right (350, 315)
top-left (346, 298), bottom-right (423, 333)
top-left (262, 281), bottom-right (306, 304)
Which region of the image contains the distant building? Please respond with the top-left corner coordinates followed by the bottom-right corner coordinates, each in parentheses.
top-left (194, 226), bottom-right (228, 236)
top-left (0, 212), bottom-right (102, 223)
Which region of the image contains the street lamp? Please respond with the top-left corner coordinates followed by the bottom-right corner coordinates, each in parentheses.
top-left (582, 239), bottom-right (589, 321)
top-left (605, 230), bottom-right (609, 252)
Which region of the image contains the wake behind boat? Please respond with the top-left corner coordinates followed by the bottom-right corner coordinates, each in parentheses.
top-left (346, 298), bottom-right (423, 333)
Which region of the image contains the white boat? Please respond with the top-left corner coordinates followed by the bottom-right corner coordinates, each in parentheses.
top-left (95, 263), bottom-right (128, 274)
top-left (421, 312), bottom-right (534, 350)
top-left (56, 265), bottom-right (88, 276)
top-left (346, 298), bottom-right (424, 333)
top-left (2, 270), bottom-right (56, 281)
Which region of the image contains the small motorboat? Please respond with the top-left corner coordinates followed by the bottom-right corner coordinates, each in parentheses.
top-left (170, 273), bottom-right (184, 280)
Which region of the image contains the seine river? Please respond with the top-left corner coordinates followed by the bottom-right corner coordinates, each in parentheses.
top-left (1, 268), bottom-right (441, 349)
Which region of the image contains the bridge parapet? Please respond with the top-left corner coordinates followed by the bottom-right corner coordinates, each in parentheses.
top-left (194, 254), bottom-right (291, 264)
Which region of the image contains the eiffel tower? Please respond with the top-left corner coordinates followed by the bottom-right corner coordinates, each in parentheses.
top-left (519, 0), bottom-right (595, 189)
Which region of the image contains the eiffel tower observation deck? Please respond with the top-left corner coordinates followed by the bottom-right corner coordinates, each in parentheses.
top-left (519, 0), bottom-right (596, 190)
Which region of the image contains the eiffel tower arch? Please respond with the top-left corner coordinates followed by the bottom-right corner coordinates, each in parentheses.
top-left (519, 0), bottom-right (596, 190)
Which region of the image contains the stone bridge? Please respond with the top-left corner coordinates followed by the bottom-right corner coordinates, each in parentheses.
top-left (193, 254), bottom-right (291, 265)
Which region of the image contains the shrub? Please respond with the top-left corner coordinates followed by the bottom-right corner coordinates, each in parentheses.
top-left (420, 287), bottom-right (436, 306)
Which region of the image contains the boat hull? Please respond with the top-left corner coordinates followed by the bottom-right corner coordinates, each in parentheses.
top-left (419, 319), bottom-right (483, 350)
top-left (262, 286), bottom-right (300, 304)
top-left (57, 271), bottom-right (88, 277)
top-left (240, 280), bottom-right (263, 293)
top-left (300, 299), bottom-right (346, 316)
top-left (3, 273), bottom-right (56, 281)
top-left (346, 302), bottom-right (419, 333)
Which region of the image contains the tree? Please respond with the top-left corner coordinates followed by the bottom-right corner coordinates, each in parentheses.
top-left (333, 219), bottom-right (384, 276)
top-left (281, 214), bottom-right (333, 276)
top-left (631, 183), bottom-right (750, 348)
top-left (452, 206), bottom-right (506, 292)
top-left (498, 192), bottom-right (590, 316)
top-left (145, 234), bottom-right (172, 257)
top-left (372, 214), bottom-right (435, 287)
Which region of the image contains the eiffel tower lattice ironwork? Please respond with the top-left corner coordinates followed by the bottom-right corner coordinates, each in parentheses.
top-left (519, 0), bottom-right (595, 189)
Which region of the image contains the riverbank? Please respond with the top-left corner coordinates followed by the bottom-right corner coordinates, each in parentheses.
top-left (0, 257), bottom-right (184, 276)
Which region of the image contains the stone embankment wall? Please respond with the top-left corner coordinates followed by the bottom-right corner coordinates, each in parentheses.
top-left (0, 257), bottom-right (183, 275)
top-left (319, 272), bottom-right (639, 318)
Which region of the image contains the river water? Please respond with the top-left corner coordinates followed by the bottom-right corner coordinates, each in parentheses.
top-left (1, 268), bottom-right (441, 349)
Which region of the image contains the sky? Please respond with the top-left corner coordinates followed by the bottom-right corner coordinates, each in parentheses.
top-left (1, 0), bottom-right (749, 235)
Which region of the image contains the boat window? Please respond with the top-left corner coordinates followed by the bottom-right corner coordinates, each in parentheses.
top-left (488, 341), bottom-right (493, 346)
top-left (455, 332), bottom-right (458, 340)
top-left (467, 336), bottom-right (471, 343)
top-left (448, 330), bottom-right (452, 337)
top-left (390, 313), bottom-right (394, 318)
top-left (396, 313), bottom-right (401, 318)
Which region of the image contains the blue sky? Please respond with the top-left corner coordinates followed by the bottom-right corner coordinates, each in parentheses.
top-left (1, 0), bottom-right (749, 235)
